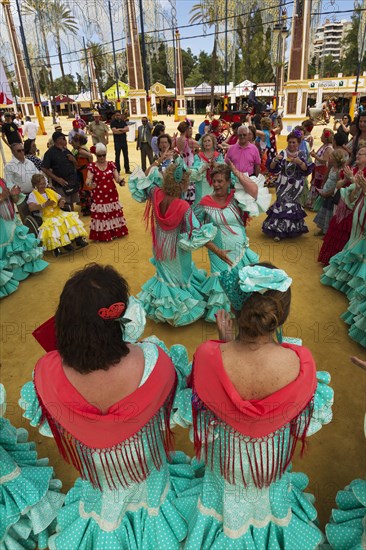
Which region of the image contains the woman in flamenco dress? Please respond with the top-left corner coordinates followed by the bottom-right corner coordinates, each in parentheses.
top-left (185, 263), bottom-right (334, 549)
top-left (0, 177), bottom-right (48, 298)
top-left (189, 133), bottom-right (224, 207)
top-left (0, 383), bottom-right (64, 549)
top-left (321, 151), bottom-right (366, 347)
top-left (262, 131), bottom-right (314, 242)
top-left (85, 143), bottom-right (128, 241)
top-left (195, 162), bottom-right (270, 322)
top-left (318, 144), bottom-right (366, 266)
top-left (19, 263), bottom-right (201, 550)
top-left (129, 159), bottom-right (219, 326)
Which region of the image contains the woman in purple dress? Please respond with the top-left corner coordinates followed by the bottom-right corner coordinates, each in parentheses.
top-left (262, 131), bottom-right (314, 241)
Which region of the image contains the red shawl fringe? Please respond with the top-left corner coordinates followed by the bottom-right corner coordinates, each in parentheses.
top-left (35, 382), bottom-right (177, 491)
top-left (191, 391), bottom-right (314, 489)
top-left (144, 193), bottom-right (193, 261)
top-left (199, 197), bottom-right (249, 234)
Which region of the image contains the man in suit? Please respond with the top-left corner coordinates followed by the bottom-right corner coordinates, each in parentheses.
top-left (136, 117), bottom-right (154, 172)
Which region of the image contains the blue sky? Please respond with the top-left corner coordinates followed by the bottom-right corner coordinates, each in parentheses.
top-left (175, 0), bottom-right (356, 55)
top-left (1, 0), bottom-right (358, 80)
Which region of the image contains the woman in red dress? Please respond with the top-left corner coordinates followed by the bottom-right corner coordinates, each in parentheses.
top-left (306, 128), bottom-right (334, 208)
top-left (85, 143), bottom-right (128, 241)
top-left (318, 149), bottom-right (366, 265)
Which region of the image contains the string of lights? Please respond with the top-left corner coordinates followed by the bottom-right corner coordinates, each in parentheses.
top-left (19, 0), bottom-right (295, 64)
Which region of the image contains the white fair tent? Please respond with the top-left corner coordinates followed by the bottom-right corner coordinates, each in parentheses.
top-left (234, 80), bottom-right (255, 97)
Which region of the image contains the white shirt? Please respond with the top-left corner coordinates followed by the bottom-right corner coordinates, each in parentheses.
top-left (4, 156), bottom-right (40, 196)
top-left (28, 189), bottom-right (61, 205)
top-left (24, 121), bottom-right (38, 140)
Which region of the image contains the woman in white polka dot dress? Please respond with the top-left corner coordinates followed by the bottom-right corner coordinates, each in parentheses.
top-left (86, 143), bottom-right (128, 241)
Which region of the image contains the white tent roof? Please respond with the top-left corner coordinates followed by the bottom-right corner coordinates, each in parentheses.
top-left (73, 92), bottom-right (92, 103)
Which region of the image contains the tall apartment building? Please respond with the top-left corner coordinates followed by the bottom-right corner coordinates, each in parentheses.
top-left (310, 19), bottom-right (352, 61)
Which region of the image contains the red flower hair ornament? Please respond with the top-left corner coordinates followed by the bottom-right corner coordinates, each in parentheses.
top-left (98, 302), bottom-right (126, 320)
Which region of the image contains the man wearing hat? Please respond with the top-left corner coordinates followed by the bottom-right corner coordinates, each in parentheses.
top-left (248, 85), bottom-right (262, 114)
top-left (68, 119), bottom-right (87, 145)
top-left (41, 131), bottom-right (79, 208)
top-left (1, 112), bottom-right (22, 149)
top-left (88, 111), bottom-right (109, 146)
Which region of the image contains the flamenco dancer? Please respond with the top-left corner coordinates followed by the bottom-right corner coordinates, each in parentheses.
top-left (186, 263), bottom-right (334, 549)
top-left (19, 264), bottom-right (200, 549)
top-left (262, 131), bottom-right (314, 241)
top-left (0, 177), bottom-right (48, 297)
top-left (306, 128), bottom-right (334, 209)
top-left (189, 133), bottom-right (224, 206)
top-left (1, 384), bottom-right (64, 549)
top-left (195, 163), bottom-right (270, 321)
top-left (321, 159), bottom-right (366, 347)
top-left (318, 145), bottom-right (366, 265)
top-left (129, 160), bottom-right (218, 326)
top-left (85, 143), bottom-right (128, 241)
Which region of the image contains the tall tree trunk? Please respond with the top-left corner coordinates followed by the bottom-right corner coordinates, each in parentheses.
top-left (56, 31), bottom-right (65, 79)
top-left (56, 31), bottom-right (72, 117)
top-left (210, 34), bottom-right (217, 110)
top-left (40, 24), bottom-right (56, 123)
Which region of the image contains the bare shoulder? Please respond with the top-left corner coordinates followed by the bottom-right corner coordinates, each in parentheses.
top-left (221, 343), bottom-right (301, 399)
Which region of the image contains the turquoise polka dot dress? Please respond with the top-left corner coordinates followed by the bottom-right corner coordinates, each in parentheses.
top-left (0, 384), bottom-right (64, 549)
top-left (184, 371), bottom-right (334, 549)
top-left (19, 338), bottom-right (201, 550)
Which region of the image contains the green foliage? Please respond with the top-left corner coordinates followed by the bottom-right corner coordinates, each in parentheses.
top-left (320, 55), bottom-right (341, 78)
top-left (147, 45), bottom-right (199, 87)
top-left (185, 65), bottom-right (204, 86)
top-left (149, 44), bottom-right (174, 87)
top-left (52, 74), bottom-right (77, 95)
top-left (182, 48), bottom-right (198, 81)
top-left (340, 8), bottom-right (366, 76)
top-left (237, 9), bottom-right (274, 83)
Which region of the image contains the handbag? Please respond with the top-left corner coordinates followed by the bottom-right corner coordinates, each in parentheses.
top-left (332, 189), bottom-right (341, 205)
top-left (62, 177), bottom-right (80, 196)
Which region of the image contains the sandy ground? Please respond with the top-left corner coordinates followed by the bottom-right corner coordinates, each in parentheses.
top-left (1, 114), bottom-right (365, 530)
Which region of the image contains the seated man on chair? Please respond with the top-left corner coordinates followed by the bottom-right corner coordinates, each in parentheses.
top-left (4, 142), bottom-right (40, 221)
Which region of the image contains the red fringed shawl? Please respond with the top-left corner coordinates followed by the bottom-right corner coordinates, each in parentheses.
top-left (198, 151), bottom-right (220, 186)
top-left (34, 348), bottom-right (177, 490)
top-left (144, 187), bottom-right (192, 260)
top-left (191, 341), bottom-right (317, 488)
top-left (199, 190), bottom-right (249, 231)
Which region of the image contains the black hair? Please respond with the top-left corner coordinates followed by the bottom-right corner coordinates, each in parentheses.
top-left (157, 133), bottom-right (172, 148)
top-left (333, 132), bottom-right (348, 147)
top-left (24, 138), bottom-right (35, 155)
top-left (55, 264), bottom-right (130, 373)
top-left (152, 124), bottom-right (165, 137)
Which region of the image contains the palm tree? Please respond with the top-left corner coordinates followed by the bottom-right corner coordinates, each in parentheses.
top-left (86, 42), bottom-right (107, 102)
top-left (49, 0), bottom-right (78, 79)
top-left (189, 1), bottom-right (219, 108)
top-left (22, 0), bottom-right (56, 120)
top-left (22, 0), bottom-right (77, 117)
